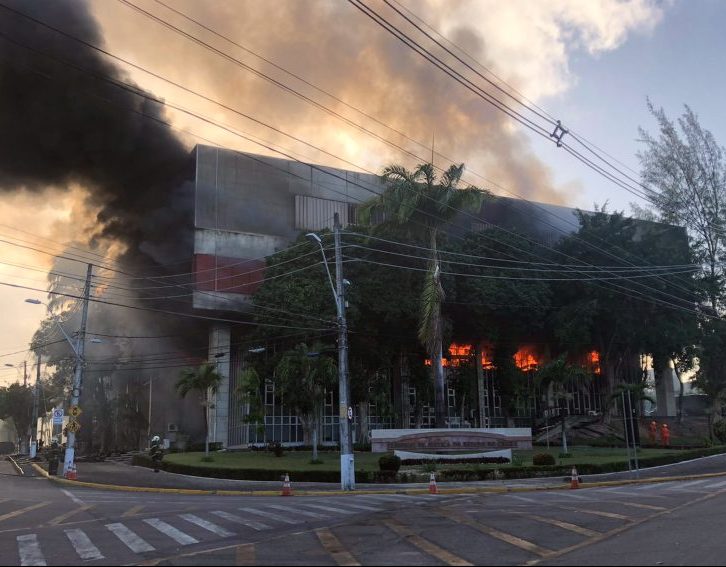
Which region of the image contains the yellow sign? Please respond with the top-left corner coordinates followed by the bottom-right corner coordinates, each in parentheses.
top-left (66, 419), bottom-right (81, 433)
top-left (69, 405), bottom-right (82, 418)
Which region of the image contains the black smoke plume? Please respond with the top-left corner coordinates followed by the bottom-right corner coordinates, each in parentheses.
top-left (0, 0), bottom-right (193, 270)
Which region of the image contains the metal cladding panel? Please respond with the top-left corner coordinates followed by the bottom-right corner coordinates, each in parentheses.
top-left (294, 195), bottom-right (350, 231)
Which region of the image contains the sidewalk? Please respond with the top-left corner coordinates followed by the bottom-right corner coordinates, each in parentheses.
top-left (32, 452), bottom-right (726, 495)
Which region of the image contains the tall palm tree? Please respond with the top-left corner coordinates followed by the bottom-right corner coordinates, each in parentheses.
top-left (275, 342), bottom-right (337, 460)
top-left (176, 363), bottom-right (222, 457)
top-left (360, 162), bottom-right (487, 427)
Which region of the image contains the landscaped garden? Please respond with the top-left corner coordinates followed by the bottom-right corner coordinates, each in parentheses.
top-left (131, 444), bottom-right (726, 483)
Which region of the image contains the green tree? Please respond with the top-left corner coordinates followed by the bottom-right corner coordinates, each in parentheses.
top-left (360, 162), bottom-right (487, 427)
top-left (638, 101), bottom-right (726, 312)
top-left (0, 384), bottom-right (33, 450)
top-left (536, 356), bottom-right (590, 453)
top-left (275, 342), bottom-right (337, 460)
top-left (176, 363), bottom-right (222, 457)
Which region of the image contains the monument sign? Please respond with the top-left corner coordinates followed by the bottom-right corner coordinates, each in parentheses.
top-left (371, 428), bottom-right (532, 453)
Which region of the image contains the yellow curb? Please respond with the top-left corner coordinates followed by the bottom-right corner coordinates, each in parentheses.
top-left (29, 462), bottom-right (726, 497)
top-left (7, 456), bottom-right (24, 476)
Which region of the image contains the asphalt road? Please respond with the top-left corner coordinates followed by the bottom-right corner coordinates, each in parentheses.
top-left (4, 456), bottom-right (726, 565)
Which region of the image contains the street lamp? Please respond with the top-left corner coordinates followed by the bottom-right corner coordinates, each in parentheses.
top-left (306, 221), bottom-right (355, 491)
top-left (25, 291), bottom-right (98, 473)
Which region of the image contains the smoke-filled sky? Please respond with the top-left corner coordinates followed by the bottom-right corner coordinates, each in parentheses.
top-left (0, 0), bottom-right (724, 383)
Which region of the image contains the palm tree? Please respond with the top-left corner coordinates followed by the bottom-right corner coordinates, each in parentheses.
top-left (176, 363), bottom-right (222, 457)
top-left (275, 342), bottom-right (337, 461)
top-left (360, 162), bottom-right (487, 427)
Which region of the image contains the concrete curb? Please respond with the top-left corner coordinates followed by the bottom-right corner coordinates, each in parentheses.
top-left (29, 462), bottom-right (726, 497)
top-left (7, 456), bottom-right (24, 476)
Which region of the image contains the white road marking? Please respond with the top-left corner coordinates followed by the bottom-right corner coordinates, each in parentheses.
top-left (144, 518), bottom-right (199, 546)
top-left (17, 534), bottom-right (46, 567)
top-left (106, 523), bottom-right (156, 553)
top-left (508, 495), bottom-right (540, 504)
top-left (179, 514), bottom-right (234, 537)
top-left (705, 479), bottom-right (726, 489)
top-left (300, 503), bottom-right (356, 515)
top-left (239, 507), bottom-right (302, 525)
top-left (64, 529), bottom-right (104, 561)
top-left (266, 504), bottom-right (329, 519)
top-left (332, 502), bottom-right (382, 512)
top-left (61, 490), bottom-right (84, 506)
top-left (556, 493), bottom-right (592, 500)
top-left (210, 510), bottom-right (271, 531)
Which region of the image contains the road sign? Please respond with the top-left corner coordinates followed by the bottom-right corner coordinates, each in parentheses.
top-left (69, 405), bottom-right (82, 418)
top-left (52, 408), bottom-right (64, 425)
top-left (347, 406), bottom-right (353, 421)
top-left (66, 419), bottom-right (81, 434)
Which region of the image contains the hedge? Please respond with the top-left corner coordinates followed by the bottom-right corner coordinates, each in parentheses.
top-left (132, 445), bottom-right (726, 484)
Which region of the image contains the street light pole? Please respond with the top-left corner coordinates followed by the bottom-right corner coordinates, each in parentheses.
top-left (29, 353), bottom-right (40, 458)
top-left (307, 213), bottom-right (355, 491)
top-left (62, 263), bottom-right (93, 477)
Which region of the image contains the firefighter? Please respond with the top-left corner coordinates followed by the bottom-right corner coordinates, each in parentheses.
top-left (660, 423), bottom-right (671, 447)
top-left (149, 436), bottom-right (164, 472)
top-left (648, 420), bottom-right (658, 445)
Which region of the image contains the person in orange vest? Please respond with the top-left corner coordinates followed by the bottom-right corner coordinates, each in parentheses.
top-left (648, 420), bottom-right (658, 445)
top-left (660, 423), bottom-right (671, 447)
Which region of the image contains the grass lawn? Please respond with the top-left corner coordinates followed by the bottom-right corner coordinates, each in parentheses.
top-left (164, 445), bottom-right (696, 473)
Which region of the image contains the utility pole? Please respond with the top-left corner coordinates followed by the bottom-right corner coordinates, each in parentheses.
top-left (147, 376), bottom-right (153, 449)
top-left (334, 213), bottom-right (355, 491)
top-left (62, 263), bottom-right (92, 477)
top-left (29, 355), bottom-right (39, 457)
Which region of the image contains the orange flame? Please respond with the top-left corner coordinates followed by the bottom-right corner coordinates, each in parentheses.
top-left (514, 346), bottom-right (539, 371)
top-left (425, 343), bottom-right (496, 369)
top-left (588, 350), bottom-right (601, 374)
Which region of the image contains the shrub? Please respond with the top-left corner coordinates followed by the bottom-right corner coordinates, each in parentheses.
top-left (713, 421), bottom-right (726, 444)
top-left (309, 459), bottom-right (324, 465)
top-left (378, 454), bottom-right (401, 472)
top-left (558, 452), bottom-right (572, 459)
top-left (269, 442), bottom-right (285, 458)
top-left (423, 462), bottom-right (438, 473)
top-left (532, 453), bottom-right (556, 466)
top-left (200, 456), bottom-right (214, 463)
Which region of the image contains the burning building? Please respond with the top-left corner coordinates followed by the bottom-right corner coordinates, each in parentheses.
top-left (189, 145), bottom-right (685, 448)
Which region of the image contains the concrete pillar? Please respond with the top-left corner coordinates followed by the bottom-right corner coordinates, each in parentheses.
top-left (656, 367), bottom-right (678, 417)
top-left (209, 323), bottom-right (231, 448)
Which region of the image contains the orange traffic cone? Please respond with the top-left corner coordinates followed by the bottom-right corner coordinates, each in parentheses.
top-left (281, 473), bottom-right (293, 497)
top-left (429, 472), bottom-right (439, 494)
top-left (570, 466), bottom-right (579, 489)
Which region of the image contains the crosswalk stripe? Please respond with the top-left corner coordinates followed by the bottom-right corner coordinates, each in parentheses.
top-left (239, 507), bottom-right (302, 525)
top-left (612, 501), bottom-right (667, 511)
top-left (17, 534), bottom-right (46, 567)
top-left (704, 479), bottom-right (726, 489)
top-left (508, 495), bottom-right (539, 505)
top-left (65, 528), bottom-right (104, 561)
top-left (144, 518), bottom-right (199, 545)
top-left (106, 523), bottom-right (156, 553)
top-left (210, 510), bottom-right (271, 531)
top-left (332, 502), bottom-right (381, 512)
top-left (266, 504), bottom-right (329, 519)
top-left (300, 503), bottom-right (356, 515)
top-left (179, 514), bottom-right (234, 538)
